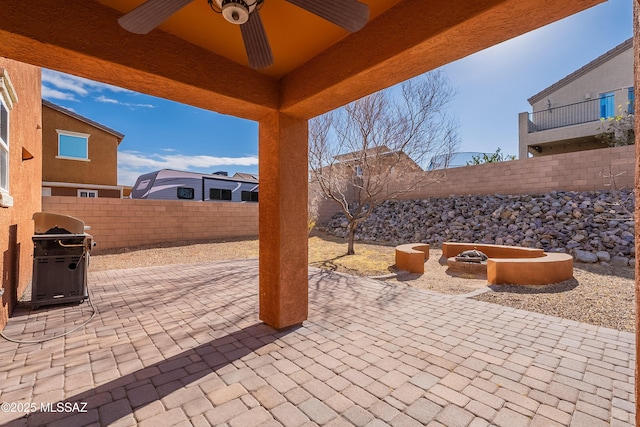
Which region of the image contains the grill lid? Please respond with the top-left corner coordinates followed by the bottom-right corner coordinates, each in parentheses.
top-left (33, 212), bottom-right (85, 235)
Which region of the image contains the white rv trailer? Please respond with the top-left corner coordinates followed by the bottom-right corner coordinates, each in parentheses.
top-left (130, 169), bottom-right (258, 202)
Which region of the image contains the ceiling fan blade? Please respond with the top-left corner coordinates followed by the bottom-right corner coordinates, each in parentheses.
top-left (240, 12), bottom-right (274, 69)
top-left (118, 0), bottom-right (195, 34)
top-left (286, 0), bottom-right (369, 32)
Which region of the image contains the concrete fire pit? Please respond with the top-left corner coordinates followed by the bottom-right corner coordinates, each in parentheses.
top-left (441, 242), bottom-right (573, 285)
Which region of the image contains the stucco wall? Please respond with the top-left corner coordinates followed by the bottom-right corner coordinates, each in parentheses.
top-left (0, 59), bottom-right (41, 331)
top-left (316, 145), bottom-right (635, 224)
top-left (531, 46), bottom-right (633, 112)
top-left (41, 197), bottom-right (258, 252)
top-left (519, 42), bottom-right (633, 159)
top-left (42, 104), bottom-right (120, 186)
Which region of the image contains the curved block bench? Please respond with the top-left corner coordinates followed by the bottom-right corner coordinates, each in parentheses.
top-left (442, 242), bottom-right (573, 285)
top-left (487, 253), bottom-right (573, 285)
top-left (395, 243), bottom-right (430, 274)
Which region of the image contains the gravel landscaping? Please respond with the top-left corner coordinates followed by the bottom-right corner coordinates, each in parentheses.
top-left (387, 249), bottom-right (636, 332)
top-left (473, 263), bottom-right (635, 332)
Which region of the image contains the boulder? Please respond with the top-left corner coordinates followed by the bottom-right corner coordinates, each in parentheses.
top-left (611, 256), bottom-right (630, 267)
top-left (575, 250), bottom-right (598, 263)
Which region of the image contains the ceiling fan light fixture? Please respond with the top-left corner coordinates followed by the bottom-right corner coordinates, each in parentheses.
top-left (220, 0), bottom-right (250, 24)
top-left (119, 0), bottom-right (369, 70)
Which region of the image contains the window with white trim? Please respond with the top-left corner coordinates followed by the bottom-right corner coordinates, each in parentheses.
top-left (77, 189), bottom-right (97, 198)
top-left (57, 130), bottom-right (90, 161)
top-left (0, 101), bottom-right (8, 192)
top-left (0, 68), bottom-right (17, 203)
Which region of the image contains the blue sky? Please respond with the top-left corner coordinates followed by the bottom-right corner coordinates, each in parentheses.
top-left (41, 0), bottom-right (632, 187)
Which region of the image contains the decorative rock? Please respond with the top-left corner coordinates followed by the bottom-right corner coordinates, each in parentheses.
top-left (575, 250), bottom-right (598, 263)
top-left (572, 234), bottom-right (587, 243)
top-left (324, 189), bottom-right (634, 264)
top-left (611, 256), bottom-right (630, 267)
top-left (566, 240), bottom-right (580, 250)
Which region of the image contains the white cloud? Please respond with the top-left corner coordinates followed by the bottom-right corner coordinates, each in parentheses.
top-left (42, 69), bottom-right (155, 108)
top-left (161, 148), bottom-right (178, 152)
top-left (95, 95), bottom-right (155, 109)
top-left (42, 70), bottom-right (89, 96)
top-left (119, 151), bottom-right (258, 169)
top-left (95, 95), bottom-right (119, 104)
top-left (131, 103), bottom-right (155, 109)
top-left (42, 86), bottom-right (79, 101)
top-left (43, 69), bottom-right (133, 94)
top-left (117, 150), bottom-right (259, 186)
top-left (118, 169), bottom-right (146, 188)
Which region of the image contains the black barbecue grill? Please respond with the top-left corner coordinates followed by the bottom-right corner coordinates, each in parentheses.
top-left (31, 213), bottom-right (94, 308)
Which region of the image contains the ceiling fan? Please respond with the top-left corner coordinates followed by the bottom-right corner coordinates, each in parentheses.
top-left (118, 0), bottom-right (370, 70)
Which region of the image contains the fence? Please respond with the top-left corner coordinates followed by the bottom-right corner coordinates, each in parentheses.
top-left (528, 95), bottom-right (613, 132)
top-left (44, 146), bottom-right (635, 248)
top-left (42, 197), bottom-right (258, 253)
top-left (316, 145), bottom-right (636, 224)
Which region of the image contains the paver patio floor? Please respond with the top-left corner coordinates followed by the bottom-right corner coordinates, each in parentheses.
top-left (0, 259), bottom-right (635, 426)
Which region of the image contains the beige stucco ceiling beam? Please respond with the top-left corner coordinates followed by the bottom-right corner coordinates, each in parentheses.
top-left (279, 0), bottom-right (605, 119)
top-left (0, 0), bottom-right (279, 121)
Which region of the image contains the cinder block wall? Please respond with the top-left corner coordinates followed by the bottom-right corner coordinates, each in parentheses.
top-left (316, 145), bottom-right (635, 224)
top-left (41, 197), bottom-right (258, 252)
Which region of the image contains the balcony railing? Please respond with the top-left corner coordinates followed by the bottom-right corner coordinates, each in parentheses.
top-left (528, 95), bottom-right (614, 132)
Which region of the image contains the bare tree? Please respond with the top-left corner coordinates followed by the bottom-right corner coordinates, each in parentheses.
top-left (309, 71), bottom-right (460, 254)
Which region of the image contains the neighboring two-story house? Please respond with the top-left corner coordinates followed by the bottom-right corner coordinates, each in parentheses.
top-left (518, 38), bottom-right (633, 158)
top-left (42, 100), bottom-right (124, 198)
top-left (331, 145), bottom-right (423, 177)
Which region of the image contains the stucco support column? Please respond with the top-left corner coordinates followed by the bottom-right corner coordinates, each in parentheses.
top-left (258, 111), bottom-right (308, 329)
top-left (635, 1), bottom-right (640, 424)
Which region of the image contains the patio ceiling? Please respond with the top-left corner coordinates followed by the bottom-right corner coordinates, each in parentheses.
top-left (0, 0), bottom-right (604, 120)
top-left (96, 0), bottom-right (405, 79)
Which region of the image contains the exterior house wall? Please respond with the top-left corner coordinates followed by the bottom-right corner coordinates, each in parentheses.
top-left (530, 48), bottom-right (633, 113)
top-left (332, 156), bottom-right (423, 179)
top-left (312, 149), bottom-right (426, 223)
top-left (316, 145), bottom-right (635, 224)
top-left (332, 149), bottom-right (423, 176)
top-left (519, 40), bottom-right (633, 159)
top-left (42, 197), bottom-right (259, 252)
top-left (0, 59), bottom-right (41, 331)
top-left (48, 187), bottom-right (122, 198)
top-left (42, 103), bottom-right (121, 196)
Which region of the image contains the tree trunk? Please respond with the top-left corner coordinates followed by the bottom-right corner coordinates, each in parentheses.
top-left (346, 221), bottom-right (356, 255)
